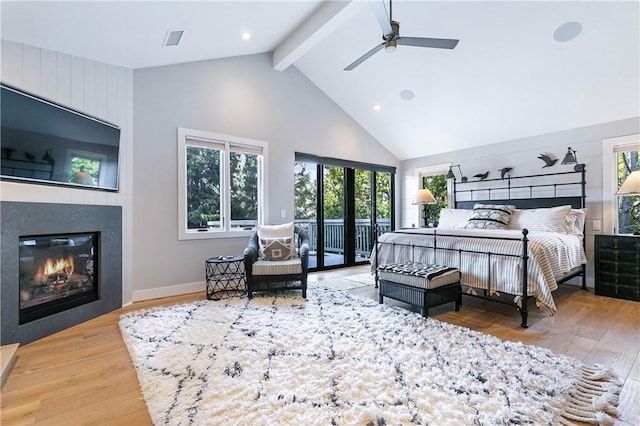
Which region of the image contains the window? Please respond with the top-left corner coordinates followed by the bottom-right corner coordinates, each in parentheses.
top-left (178, 128), bottom-right (267, 239)
top-left (616, 149), bottom-right (639, 234)
top-left (66, 150), bottom-right (107, 186)
top-left (422, 174), bottom-right (448, 227)
top-left (603, 135), bottom-right (640, 233)
top-left (412, 163), bottom-right (452, 228)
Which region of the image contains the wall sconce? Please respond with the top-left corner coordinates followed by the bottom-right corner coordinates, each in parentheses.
top-left (412, 188), bottom-right (436, 228)
top-left (445, 165), bottom-right (468, 182)
top-left (560, 147), bottom-right (585, 171)
top-left (615, 170), bottom-right (640, 234)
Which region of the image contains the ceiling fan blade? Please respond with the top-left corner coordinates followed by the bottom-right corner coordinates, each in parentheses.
top-left (369, 0), bottom-right (393, 36)
top-left (397, 37), bottom-right (459, 49)
top-left (344, 43), bottom-right (384, 71)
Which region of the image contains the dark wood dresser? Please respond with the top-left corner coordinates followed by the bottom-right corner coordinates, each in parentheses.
top-left (594, 234), bottom-right (640, 301)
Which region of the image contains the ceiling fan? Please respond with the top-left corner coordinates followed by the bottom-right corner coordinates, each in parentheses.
top-left (344, 0), bottom-right (459, 71)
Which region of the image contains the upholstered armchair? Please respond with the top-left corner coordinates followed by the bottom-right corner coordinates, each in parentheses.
top-left (243, 223), bottom-right (309, 299)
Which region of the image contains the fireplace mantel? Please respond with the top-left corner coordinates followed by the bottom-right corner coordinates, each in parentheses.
top-left (1, 202), bottom-right (122, 345)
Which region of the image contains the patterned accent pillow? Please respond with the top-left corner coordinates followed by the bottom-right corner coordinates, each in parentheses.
top-left (257, 222), bottom-right (296, 261)
top-left (464, 204), bottom-right (515, 230)
top-left (259, 237), bottom-right (296, 261)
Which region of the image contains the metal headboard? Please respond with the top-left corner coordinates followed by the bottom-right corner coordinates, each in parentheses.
top-left (453, 169), bottom-right (586, 210)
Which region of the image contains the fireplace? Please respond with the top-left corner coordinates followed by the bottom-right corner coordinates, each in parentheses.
top-left (1, 202), bottom-right (122, 345)
top-left (19, 232), bottom-right (99, 324)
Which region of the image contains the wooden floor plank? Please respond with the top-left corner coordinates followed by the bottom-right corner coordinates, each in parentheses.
top-left (2, 265), bottom-right (638, 425)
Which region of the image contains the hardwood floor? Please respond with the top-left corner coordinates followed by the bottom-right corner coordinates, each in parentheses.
top-left (2, 266), bottom-right (639, 425)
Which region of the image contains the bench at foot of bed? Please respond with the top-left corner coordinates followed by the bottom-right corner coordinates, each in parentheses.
top-left (377, 262), bottom-right (461, 318)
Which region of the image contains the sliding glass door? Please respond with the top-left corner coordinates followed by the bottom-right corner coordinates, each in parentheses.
top-left (294, 154), bottom-right (395, 271)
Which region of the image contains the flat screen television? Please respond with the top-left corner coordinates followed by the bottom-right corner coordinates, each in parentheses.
top-left (1, 83), bottom-right (120, 191)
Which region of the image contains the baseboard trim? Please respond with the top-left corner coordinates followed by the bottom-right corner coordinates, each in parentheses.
top-left (132, 281), bottom-right (205, 302)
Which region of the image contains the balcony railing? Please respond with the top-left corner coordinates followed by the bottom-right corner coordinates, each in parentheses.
top-left (210, 218), bottom-right (391, 259)
top-left (295, 218), bottom-right (391, 257)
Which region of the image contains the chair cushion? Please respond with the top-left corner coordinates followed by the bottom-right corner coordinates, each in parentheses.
top-left (251, 257), bottom-right (302, 275)
top-left (257, 222), bottom-right (295, 261)
top-left (252, 258), bottom-right (302, 275)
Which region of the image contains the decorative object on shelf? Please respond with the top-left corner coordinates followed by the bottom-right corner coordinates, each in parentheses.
top-left (537, 153), bottom-right (557, 168)
top-left (1, 148), bottom-right (14, 159)
top-left (560, 147), bottom-right (585, 171)
top-left (499, 167), bottom-right (512, 180)
top-left (41, 149), bottom-right (54, 164)
top-left (412, 188), bottom-right (436, 227)
top-left (445, 164), bottom-right (468, 182)
top-left (23, 152), bottom-right (36, 161)
top-left (615, 170), bottom-right (640, 234)
top-left (473, 171), bottom-right (489, 180)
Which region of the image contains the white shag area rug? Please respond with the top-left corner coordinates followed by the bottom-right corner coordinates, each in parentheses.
top-left (314, 273), bottom-right (374, 290)
top-left (120, 286), bottom-right (620, 426)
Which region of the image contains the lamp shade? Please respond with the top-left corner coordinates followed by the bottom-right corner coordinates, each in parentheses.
top-left (616, 171), bottom-right (640, 196)
top-left (412, 188), bottom-right (436, 205)
top-left (445, 167), bottom-right (456, 180)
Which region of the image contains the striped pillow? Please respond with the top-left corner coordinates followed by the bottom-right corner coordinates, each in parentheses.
top-left (464, 204), bottom-right (515, 230)
top-left (507, 205), bottom-right (572, 233)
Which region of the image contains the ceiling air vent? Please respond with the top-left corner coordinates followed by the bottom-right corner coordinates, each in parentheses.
top-left (163, 30), bottom-right (184, 47)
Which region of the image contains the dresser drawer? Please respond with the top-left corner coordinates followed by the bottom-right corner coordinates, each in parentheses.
top-left (596, 237), bottom-right (640, 251)
top-left (595, 234), bottom-right (640, 302)
top-left (597, 260), bottom-right (640, 274)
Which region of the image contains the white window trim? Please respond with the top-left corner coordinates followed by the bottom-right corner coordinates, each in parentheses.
top-left (178, 127), bottom-right (268, 240)
top-left (602, 134), bottom-right (640, 233)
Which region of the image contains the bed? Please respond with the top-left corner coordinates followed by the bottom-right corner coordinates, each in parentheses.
top-left (373, 169), bottom-right (587, 327)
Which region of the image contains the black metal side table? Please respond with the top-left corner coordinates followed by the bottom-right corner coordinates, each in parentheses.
top-left (205, 255), bottom-right (245, 300)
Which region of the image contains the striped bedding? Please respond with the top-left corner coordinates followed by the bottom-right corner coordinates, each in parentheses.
top-left (372, 228), bottom-right (587, 315)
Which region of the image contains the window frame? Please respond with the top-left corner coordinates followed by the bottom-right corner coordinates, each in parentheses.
top-left (411, 163), bottom-right (453, 228)
top-left (178, 127), bottom-right (268, 240)
top-left (602, 134), bottom-right (640, 233)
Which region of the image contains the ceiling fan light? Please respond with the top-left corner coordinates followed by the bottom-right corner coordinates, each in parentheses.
top-left (384, 39), bottom-right (397, 53)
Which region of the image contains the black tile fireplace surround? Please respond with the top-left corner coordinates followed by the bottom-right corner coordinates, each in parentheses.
top-left (1, 202), bottom-right (122, 345)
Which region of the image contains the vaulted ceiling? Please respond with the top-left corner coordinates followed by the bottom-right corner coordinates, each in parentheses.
top-left (2, 1), bottom-right (638, 160)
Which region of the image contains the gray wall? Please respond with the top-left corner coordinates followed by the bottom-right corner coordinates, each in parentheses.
top-left (132, 53), bottom-right (399, 299)
top-left (400, 117), bottom-right (640, 284)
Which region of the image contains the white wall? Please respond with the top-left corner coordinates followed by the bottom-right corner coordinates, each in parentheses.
top-left (400, 117), bottom-right (640, 284)
top-left (132, 53), bottom-right (399, 299)
top-left (0, 40), bottom-right (135, 304)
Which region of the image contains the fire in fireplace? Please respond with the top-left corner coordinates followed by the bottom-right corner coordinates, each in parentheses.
top-left (19, 232), bottom-right (99, 324)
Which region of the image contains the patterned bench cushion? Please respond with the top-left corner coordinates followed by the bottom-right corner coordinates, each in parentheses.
top-left (378, 262), bottom-right (460, 290)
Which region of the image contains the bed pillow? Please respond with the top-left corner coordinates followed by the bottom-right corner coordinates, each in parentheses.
top-left (463, 204), bottom-right (515, 230)
top-left (257, 222), bottom-right (296, 261)
top-left (507, 205), bottom-right (572, 233)
top-left (566, 209), bottom-right (586, 235)
top-left (437, 208), bottom-right (474, 229)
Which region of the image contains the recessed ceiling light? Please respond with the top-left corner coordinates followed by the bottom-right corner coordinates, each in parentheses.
top-left (373, 104), bottom-right (381, 111)
top-left (553, 22), bottom-right (582, 42)
top-left (242, 32), bottom-right (251, 40)
top-left (163, 29), bottom-right (184, 47)
top-left (400, 90), bottom-right (415, 101)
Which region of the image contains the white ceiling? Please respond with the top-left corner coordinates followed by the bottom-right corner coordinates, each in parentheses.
top-left (2, 1), bottom-right (639, 160)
